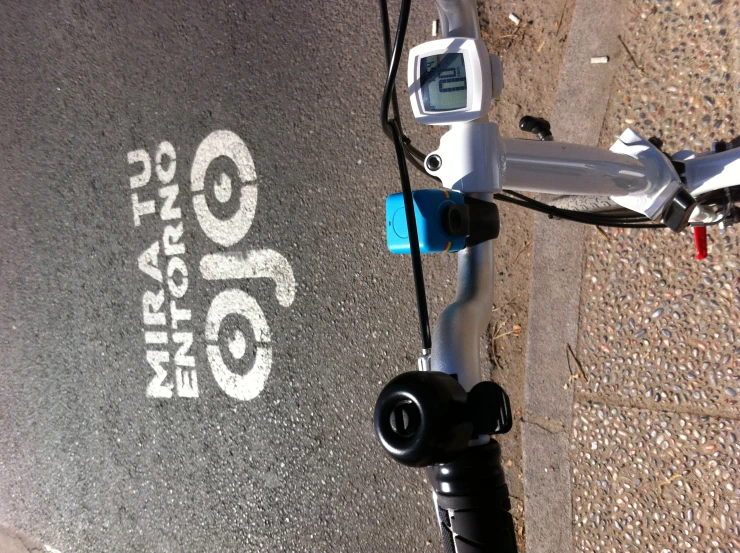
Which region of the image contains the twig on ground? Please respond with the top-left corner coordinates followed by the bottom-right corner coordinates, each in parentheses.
top-left (565, 343), bottom-right (589, 382)
top-left (556, 0), bottom-right (568, 36)
top-left (493, 293), bottom-right (521, 312)
top-left (563, 374), bottom-right (580, 390)
top-left (564, 345), bottom-right (578, 389)
top-left (595, 226), bottom-right (611, 242)
top-left (496, 21), bottom-right (525, 49)
top-left (492, 320), bottom-right (522, 347)
top-left (491, 319), bottom-right (506, 361)
top-left (496, 27), bottom-right (521, 45)
top-left (618, 34), bottom-right (644, 72)
top-left (716, 293), bottom-right (733, 308)
top-left (513, 240), bottom-right (532, 264)
top-left (491, 319), bottom-right (510, 342)
top-left (659, 474), bottom-right (682, 488)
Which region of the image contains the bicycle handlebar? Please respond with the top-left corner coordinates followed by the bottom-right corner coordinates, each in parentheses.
top-left (424, 3), bottom-right (516, 549)
top-left (375, 0), bottom-right (519, 551)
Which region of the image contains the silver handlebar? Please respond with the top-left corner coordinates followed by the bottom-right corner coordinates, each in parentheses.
top-left (429, 0), bottom-right (491, 393)
top-left (434, 0), bottom-right (480, 39)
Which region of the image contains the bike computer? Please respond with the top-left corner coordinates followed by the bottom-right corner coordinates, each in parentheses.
top-left (408, 38), bottom-right (492, 125)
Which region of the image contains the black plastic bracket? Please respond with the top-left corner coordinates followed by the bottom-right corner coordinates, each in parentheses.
top-left (467, 381), bottom-right (513, 435)
top-left (519, 116), bottom-right (553, 141)
top-left (464, 197), bottom-right (500, 246)
top-left (662, 188), bottom-right (698, 232)
top-left (441, 198), bottom-right (500, 247)
top-left (442, 204), bottom-right (471, 237)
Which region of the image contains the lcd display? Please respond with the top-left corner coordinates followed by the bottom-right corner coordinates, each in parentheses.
top-left (420, 53), bottom-right (467, 112)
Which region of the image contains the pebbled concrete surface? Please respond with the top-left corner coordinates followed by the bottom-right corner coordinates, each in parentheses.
top-left (572, 0), bottom-right (740, 552)
top-left (523, 1), bottom-right (740, 552)
top-left (572, 403), bottom-right (738, 552)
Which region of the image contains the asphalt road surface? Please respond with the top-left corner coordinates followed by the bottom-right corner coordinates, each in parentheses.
top-left (0, 1), bottom-right (452, 551)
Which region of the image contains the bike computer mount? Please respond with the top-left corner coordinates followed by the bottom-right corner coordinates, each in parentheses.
top-left (408, 38), bottom-right (503, 126)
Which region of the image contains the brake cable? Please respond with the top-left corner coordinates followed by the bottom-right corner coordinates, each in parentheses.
top-left (379, 0), bottom-right (432, 351)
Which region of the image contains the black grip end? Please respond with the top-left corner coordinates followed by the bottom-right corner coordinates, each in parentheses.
top-left (429, 441), bottom-right (518, 553)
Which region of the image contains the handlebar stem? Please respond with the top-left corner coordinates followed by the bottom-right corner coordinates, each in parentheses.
top-left (435, 0), bottom-right (481, 39)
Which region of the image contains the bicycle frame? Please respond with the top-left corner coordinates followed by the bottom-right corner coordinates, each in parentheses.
top-left (428, 2), bottom-right (673, 394)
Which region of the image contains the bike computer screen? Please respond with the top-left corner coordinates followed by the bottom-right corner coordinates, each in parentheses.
top-left (408, 38), bottom-right (492, 125)
top-left (420, 53), bottom-right (467, 112)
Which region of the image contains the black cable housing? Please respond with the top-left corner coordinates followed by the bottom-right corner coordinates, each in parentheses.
top-left (380, 0), bottom-right (432, 350)
top-left (379, 0), bottom-right (427, 174)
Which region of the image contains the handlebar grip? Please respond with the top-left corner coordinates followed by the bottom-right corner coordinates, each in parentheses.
top-left (427, 441), bottom-right (517, 553)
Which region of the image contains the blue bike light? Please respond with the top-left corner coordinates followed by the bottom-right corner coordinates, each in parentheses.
top-left (386, 189), bottom-right (467, 254)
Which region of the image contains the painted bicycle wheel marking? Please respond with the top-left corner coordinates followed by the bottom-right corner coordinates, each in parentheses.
top-left (126, 131), bottom-right (295, 400)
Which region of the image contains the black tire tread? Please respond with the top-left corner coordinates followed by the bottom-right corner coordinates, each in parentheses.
top-left (437, 482), bottom-right (517, 553)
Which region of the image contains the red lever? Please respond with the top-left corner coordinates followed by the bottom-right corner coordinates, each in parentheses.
top-left (693, 226), bottom-right (707, 260)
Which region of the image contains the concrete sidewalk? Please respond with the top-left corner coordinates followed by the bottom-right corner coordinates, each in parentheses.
top-left (522, 0), bottom-right (740, 552)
